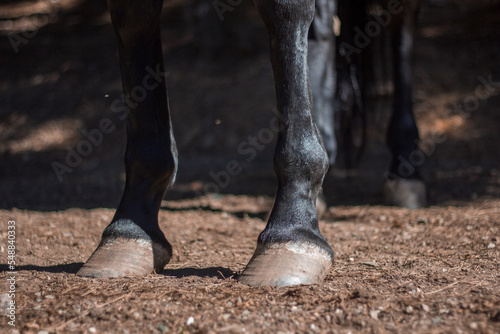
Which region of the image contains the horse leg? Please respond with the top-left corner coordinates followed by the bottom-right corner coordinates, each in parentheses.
top-left (308, 0), bottom-right (336, 217)
top-left (309, 0), bottom-right (337, 166)
top-left (78, 0), bottom-right (177, 277)
top-left (239, 0), bottom-right (334, 287)
top-left (384, 0), bottom-right (426, 208)
top-left (335, 0), bottom-right (367, 169)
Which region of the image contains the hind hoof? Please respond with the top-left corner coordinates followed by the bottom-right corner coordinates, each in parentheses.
top-left (77, 237), bottom-right (172, 278)
top-left (384, 178), bottom-right (427, 209)
top-left (238, 242), bottom-right (333, 287)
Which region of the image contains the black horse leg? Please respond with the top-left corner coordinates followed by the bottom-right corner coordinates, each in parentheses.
top-left (309, 0), bottom-right (337, 166)
top-left (384, 0), bottom-right (426, 208)
top-left (78, 0), bottom-right (177, 277)
top-left (335, 0), bottom-right (367, 169)
top-left (308, 0), bottom-right (336, 216)
top-left (239, 0), bottom-right (334, 287)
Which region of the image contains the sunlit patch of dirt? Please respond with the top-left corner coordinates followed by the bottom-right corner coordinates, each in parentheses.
top-left (0, 0), bottom-right (86, 33)
top-left (0, 118), bottom-right (82, 154)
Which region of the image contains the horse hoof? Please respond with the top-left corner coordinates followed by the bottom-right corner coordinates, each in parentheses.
top-left (238, 242), bottom-right (333, 287)
top-left (383, 178), bottom-right (427, 209)
top-left (77, 237), bottom-right (172, 278)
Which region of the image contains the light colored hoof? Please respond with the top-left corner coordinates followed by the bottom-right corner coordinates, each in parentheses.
top-left (238, 242), bottom-right (333, 287)
top-left (77, 237), bottom-right (171, 278)
top-left (384, 178), bottom-right (427, 209)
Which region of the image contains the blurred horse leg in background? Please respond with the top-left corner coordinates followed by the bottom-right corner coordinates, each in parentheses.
top-left (335, 0), bottom-right (426, 208)
top-left (382, 0), bottom-right (426, 208)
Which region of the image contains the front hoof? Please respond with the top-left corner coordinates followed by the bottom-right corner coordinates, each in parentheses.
top-left (238, 242), bottom-right (333, 287)
top-left (77, 237), bottom-right (172, 278)
top-left (384, 178), bottom-right (427, 209)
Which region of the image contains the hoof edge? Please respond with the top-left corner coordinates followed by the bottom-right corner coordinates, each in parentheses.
top-left (77, 237), bottom-right (171, 278)
top-left (239, 241), bottom-right (333, 287)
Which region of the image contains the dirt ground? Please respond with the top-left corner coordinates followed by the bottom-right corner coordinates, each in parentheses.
top-left (0, 0), bottom-right (499, 333)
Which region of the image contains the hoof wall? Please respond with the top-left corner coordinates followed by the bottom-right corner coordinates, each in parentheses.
top-left (238, 242), bottom-right (333, 287)
top-left (77, 238), bottom-right (171, 278)
top-left (384, 179), bottom-right (427, 209)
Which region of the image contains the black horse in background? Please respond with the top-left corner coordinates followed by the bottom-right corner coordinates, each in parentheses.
top-left (77, 0), bottom-right (425, 286)
top-left (331, 0), bottom-right (424, 209)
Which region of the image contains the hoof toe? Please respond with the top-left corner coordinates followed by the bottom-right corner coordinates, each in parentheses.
top-left (384, 178), bottom-right (427, 209)
top-left (238, 242), bottom-right (333, 287)
top-left (77, 237), bottom-right (171, 278)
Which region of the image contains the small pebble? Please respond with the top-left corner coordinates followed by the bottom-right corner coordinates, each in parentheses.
top-left (469, 322), bottom-right (478, 330)
top-left (385, 322), bottom-right (396, 330)
top-left (157, 324), bottom-right (168, 334)
top-left (0, 293), bottom-right (9, 311)
top-left (369, 310), bottom-right (379, 320)
top-left (89, 327), bottom-right (97, 333)
top-left (405, 306), bottom-right (414, 314)
top-left (422, 304), bottom-right (430, 312)
top-left (186, 316), bottom-right (194, 326)
top-left (487, 243), bottom-right (495, 249)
